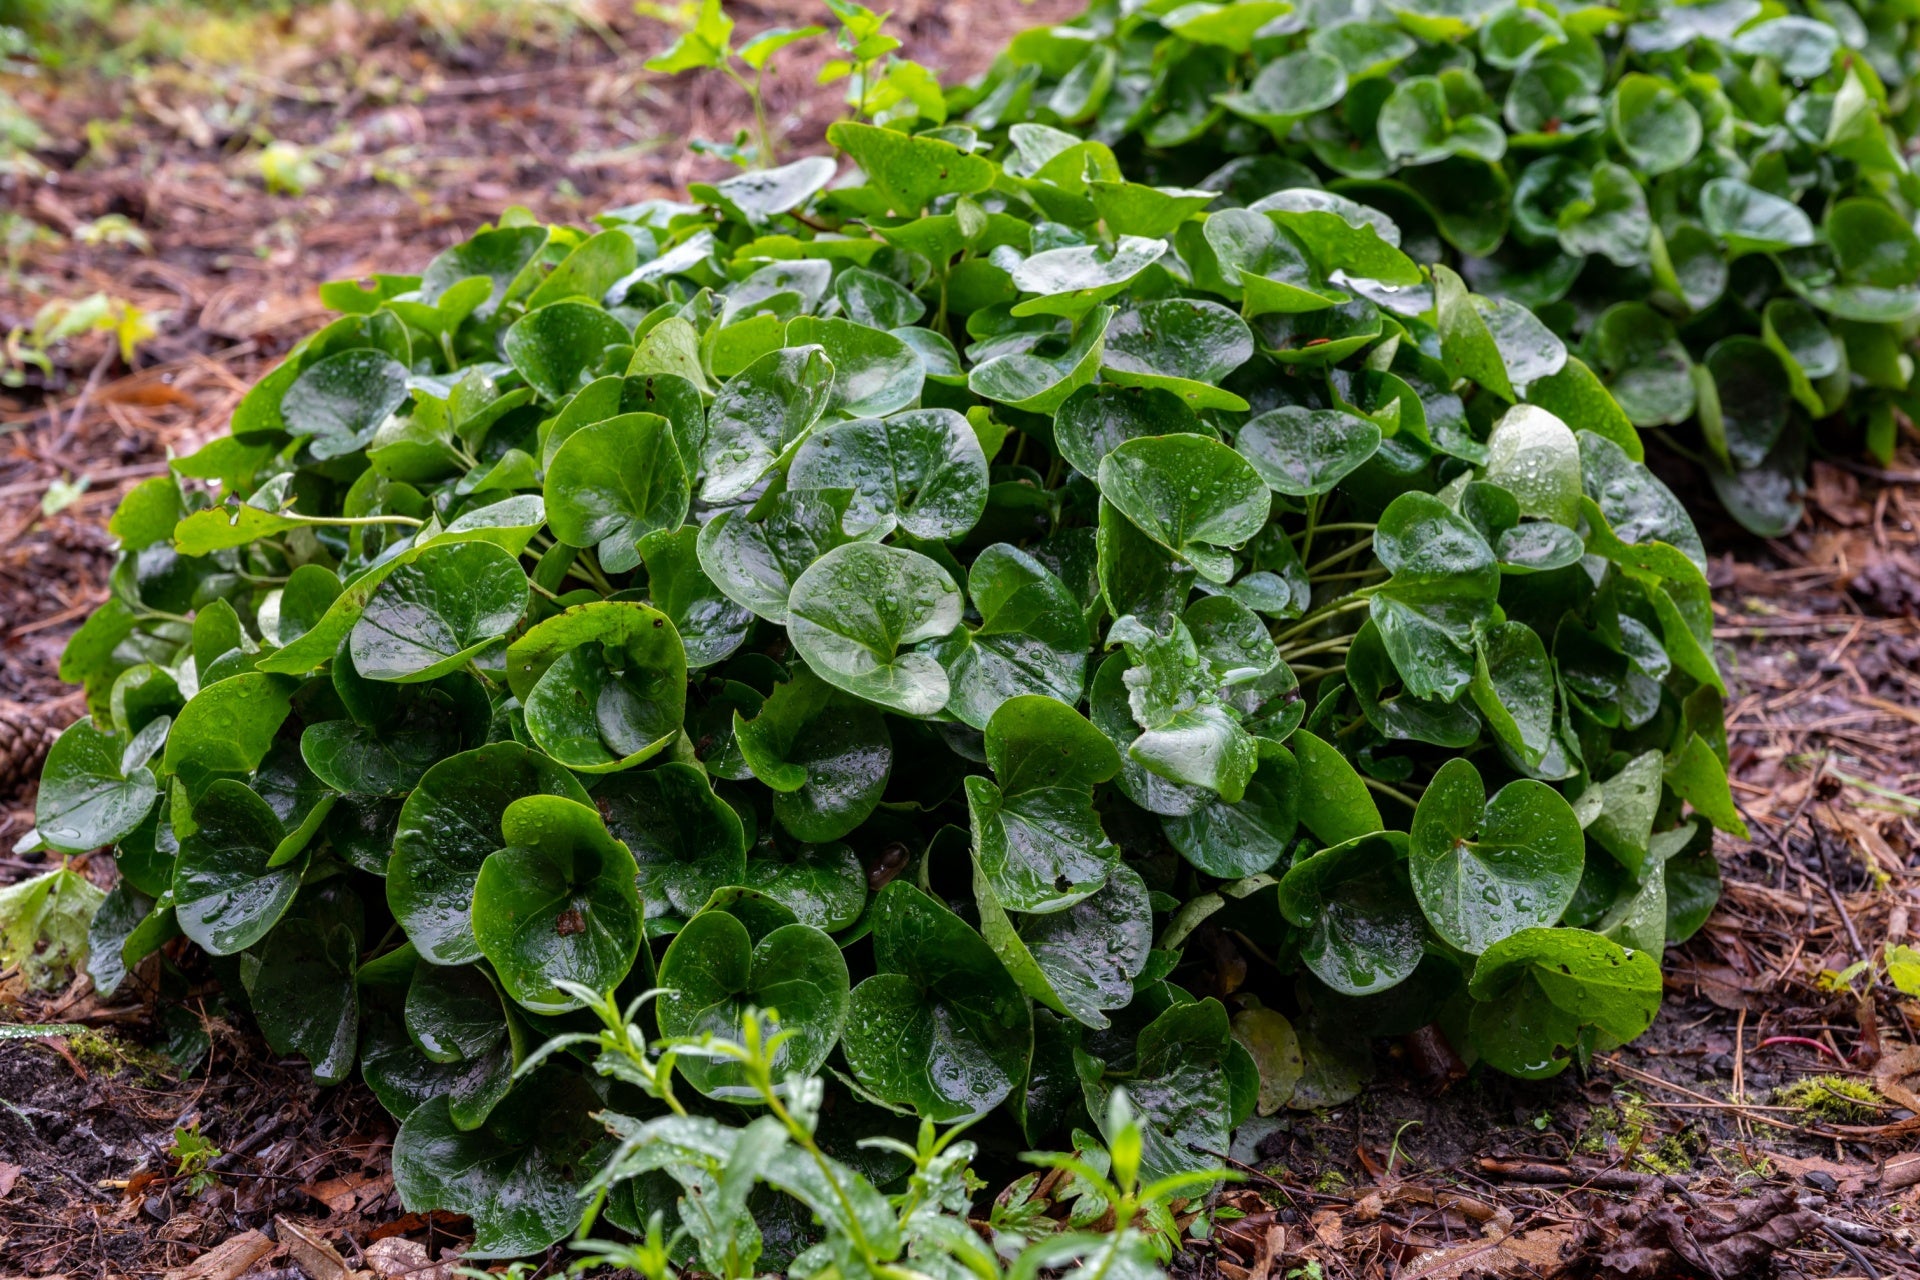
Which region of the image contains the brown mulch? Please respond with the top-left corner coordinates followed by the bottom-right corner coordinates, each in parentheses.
top-left (3, 5), bottom-right (1920, 1279)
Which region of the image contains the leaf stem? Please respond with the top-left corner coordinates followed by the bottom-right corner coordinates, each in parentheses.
top-left (1268, 595), bottom-right (1369, 646)
top-left (1279, 635), bottom-right (1353, 662)
top-left (1361, 775), bottom-right (1419, 809)
top-left (1296, 521), bottom-right (1375, 539)
top-left (295, 512), bottom-right (426, 529)
top-left (1304, 534), bottom-right (1374, 576)
top-left (571, 548), bottom-right (617, 596)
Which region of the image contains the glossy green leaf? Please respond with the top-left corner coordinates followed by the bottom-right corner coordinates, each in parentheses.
top-left (507, 601), bottom-right (688, 772)
top-left (253, 917), bottom-right (359, 1084)
top-left (1409, 759), bottom-right (1583, 954)
top-left (35, 718), bottom-right (155, 854)
top-left (700, 345), bottom-right (836, 503)
top-left (966, 694), bottom-right (1120, 912)
top-left (926, 543), bottom-right (1089, 730)
top-left (734, 668), bottom-right (892, 843)
top-left (1100, 299), bottom-right (1254, 410)
top-left (172, 780), bottom-right (304, 956)
top-left (1236, 406), bottom-right (1380, 498)
top-left (283, 349), bottom-right (411, 459)
top-left (1162, 750), bottom-right (1299, 878)
top-left (825, 121), bottom-right (996, 214)
top-left (788, 408), bottom-right (989, 540)
top-left (505, 302), bottom-right (629, 402)
top-left (1277, 830), bottom-right (1424, 996)
top-left (1369, 491), bottom-right (1500, 701)
top-left (657, 910), bottom-right (849, 1097)
top-left (472, 794), bottom-right (643, 1013)
top-left (1076, 997), bottom-right (1236, 1183)
top-left (349, 540), bottom-right (529, 683)
top-left (598, 763), bottom-right (748, 921)
top-left (785, 316), bottom-right (924, 419)
top-left (1609, 73), bottom-right (1701, 174)
top-left (389, 743), bottom-right (592, 966)
top-left (392, 1069), bottom-right (611, 1257)
top-left (976, 861), bottom-right (1150, 1029)
top-left (1099, 434), bottom-right (1269, 583)
top-left (968, 305), bottom-right (1112, 414)
top-left (1467, 927), bottom-right (1662, 1077)
top-left (546, 413), bottom-right (689, 574)
top-left (786, 541), bottom-right (963, 716)
top-left (841, 881), bottom-right (1031, 1121)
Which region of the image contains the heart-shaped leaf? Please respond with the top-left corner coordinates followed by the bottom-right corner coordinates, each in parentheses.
top-left (598, 762), bottom-right (747, 921)
top-left (734, 668), bottom-right (892, 843)
top-left (1467, 927), bottom-right (1662, 1077)
top-left (35, 718), bottom-right (155, 854)
top-left (1054, 383), bottom-right (1202, 481)
top-left (1482, 404), bottom-right (1582, 525)
top-left (1162, 750), bottom-right (1299, 878)
top-left (657, 908), bottom-right (850, 1098)
top-left (1075, 997), bottom-right (1238, 1183)
top-left (1100, 299), bottom-right (1254, 410)
top-left (841, 881), bottom-right (1032, 1121)
top-left (1610, 73), bottom-right (1701, 174)
top-left (740, 842), bottom-right (867, 931)
top-left (926, 543), bottom-right (1089, 730)
top-left (966, 694), bottom-right (1120, 913)
top-left (284, 349), bottom-right (411, 459)
top-left (252, 917), bottom-right (360, 1084)
top-left (504, 301), bottom-right (630, 402)
top-left (546, 413), bottom-right (689, 575)
top-left (172, 780), bottom-right (305, 956)
top-left (976, 862), bottom-right (1150, 1029)
top-left (1699, 178), bottom-right (1816, 254)
top-left (1277, 830), bottom-right (1424, 997)
top-left (638, 527), bottom-right (751, 670)
top-left (784, 316), bottom-right (924, 419)
top-left (1235, 406), bottom-right (1381, 497)
top-left (700, 345), bottom-right (836, 503)
top-left (696, 488), bottom-right (866, 626)
top-left (507, 601), bottom-right (688, 772)
top-left (1098, 434), bottom-right (1270, 583)
top-left (968, 305), bottom-right (1112, 414)
top-left (1369, 491), bottom-right (1500, 701)
top-left (786, 541), bottom-right (963, 716)
top-left (825, 121), bottom-right (996, 214)
top-left (1107, 615), bottom-right (1258, 803)
top-left (1409, 758), bottom-right (1584, 954)
top-left (788, 408), bottom-right (989, 540)
top-left (392, 1068), bottom-right (611, 1257)
top-left (1010, 236), bottom-right (1166, 319)
top-left (389, 742), bottom-right (594, 965)
top-left (348, 540), bottom-right (529, 683)
top-left (472, 794), bottom-right (643, 1013)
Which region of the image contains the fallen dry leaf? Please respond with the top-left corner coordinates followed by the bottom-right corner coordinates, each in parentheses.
top-left (161, 1229), bottom-right (277, 1280)
top-left (0, 1161), bottom-right (20, 1199)
top-left (1401, 1225), bottom-right (1574, 1279)
top-left (301, 1168), bottom-right (392, 1217)
top-left (1872, 1045), bottom-right (1920, 1115)
top-left (1583, 1188), bottom-right (1818, 1279)
top-left (276, 1215), bottom-right (361, 1280)
top-left (364, 1236), bottom-right (453, 1280)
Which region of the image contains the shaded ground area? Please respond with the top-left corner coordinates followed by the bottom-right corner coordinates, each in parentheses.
top-left (3, 6), bottom-right (1920, 1278)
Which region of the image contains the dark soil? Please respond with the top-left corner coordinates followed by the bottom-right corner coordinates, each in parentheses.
top-left (4, 4), bottom-right (1920, 1278)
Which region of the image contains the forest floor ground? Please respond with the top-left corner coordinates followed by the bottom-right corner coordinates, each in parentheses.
top-left (3, 4), bottom-right (1920, 1278)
